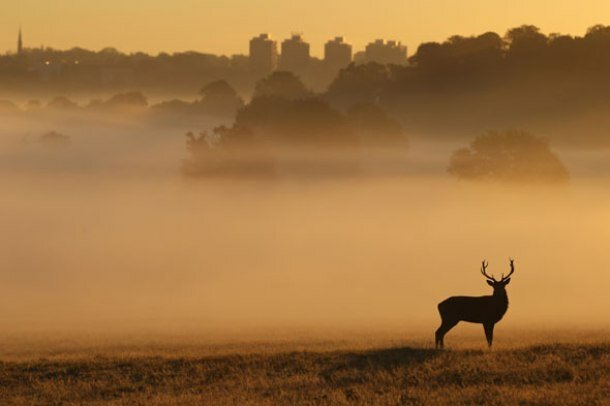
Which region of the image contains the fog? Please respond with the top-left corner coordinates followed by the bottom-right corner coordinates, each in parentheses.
top-left (1, 117), bottom-right (609, 340)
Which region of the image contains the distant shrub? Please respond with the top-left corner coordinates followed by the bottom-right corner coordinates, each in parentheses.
top-left (47, 97), bottom-right (79, 110)
top-left (104, 91), bottom-right (148, 108)
top-left (38, 131), bottom-right (70, 147)
top-left (86, 92), bottom-right (148, 113)
top-left (26, 100), bottom-right (42, 110)
top-left (151, 99), bottom-right (198, 115)
top-left (0, 100), bottom-right (20, 114)
top-left (152, 81), bottom-right (244, 119)
top-left (448, 130), bottom-right (569, 183)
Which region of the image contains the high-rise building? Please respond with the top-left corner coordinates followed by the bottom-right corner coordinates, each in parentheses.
top-left (363, 39), bottom-right (407, 65)
top-left (249, 33), bottom-right (278, 76)
top-left (17, 27), bottom-right (23, 54)
top-left (279, 34), bottom-right (310, 73)
top-left (324, 37), bottom-right (352, 69)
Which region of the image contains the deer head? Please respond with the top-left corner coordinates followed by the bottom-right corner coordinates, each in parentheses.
top-left (480, 259), bottom-right (515, 291)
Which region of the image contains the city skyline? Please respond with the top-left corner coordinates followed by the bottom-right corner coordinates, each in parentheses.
top-left (12, 29), bottom-right (406, 64)
top-left (2, 0), bottom-right (610, 56)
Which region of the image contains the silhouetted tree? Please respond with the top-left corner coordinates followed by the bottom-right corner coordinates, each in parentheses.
top-left (505, 25), bottom-right (548, 58)
top-left (197, 80), bottom-right (245, 117)
top-left (0, 46), bottom-right (251, 96)
top-left (412, 42), bottom-right (444, 68)
top-left (583, 25), bottom-right (610, 68)
top-left (233, 96), bottom-right (356, 146)
top-left (181, 88), bottom-right (415, 177)
top-left (253, 71), bottom-right (311, 100)
top-left (414, 32), bottom-right (503, 73)
top-left (412, 32), bottom-right (503, 74)
top-left (448, 130), bottom-right (569, 183)
top-left (183, 125), bottom-right (274, 177)
top-left (346, 103), bottom-right (406, 145)
top-left (547, 34), bottom-right (579, 68)
top-left (325, 63), bottom-right (391, 108)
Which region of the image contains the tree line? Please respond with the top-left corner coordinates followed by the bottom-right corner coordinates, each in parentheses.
top-left (3, 24), bottom-right (610, 102)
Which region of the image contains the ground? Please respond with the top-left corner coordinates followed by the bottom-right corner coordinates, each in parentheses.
top-left (0, 332), bottom-right (607, 405)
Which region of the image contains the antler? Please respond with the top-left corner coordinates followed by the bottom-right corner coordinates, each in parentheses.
top-left (501, 258), bottom-right (515, 281)
top-left (480, 260), bottom-right (497, 282)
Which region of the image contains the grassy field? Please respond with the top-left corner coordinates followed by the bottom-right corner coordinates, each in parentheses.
top-left (0, 334), bottom-right (607, 405)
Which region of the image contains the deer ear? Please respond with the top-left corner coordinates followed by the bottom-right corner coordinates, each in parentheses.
top-left (504, 278), bottom-right (511, 285)
top-left (486, 280), bottom-right (494, 287)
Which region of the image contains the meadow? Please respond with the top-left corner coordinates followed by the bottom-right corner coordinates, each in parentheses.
top-left (0, 330), bottom-right (607, 405)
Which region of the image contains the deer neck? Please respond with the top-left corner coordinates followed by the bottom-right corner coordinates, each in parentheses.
top-left (493, 289), bottom-right (509, 307)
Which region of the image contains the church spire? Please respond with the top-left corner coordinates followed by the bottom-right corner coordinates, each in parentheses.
top-left (18, 26), bottom-right (23, 54)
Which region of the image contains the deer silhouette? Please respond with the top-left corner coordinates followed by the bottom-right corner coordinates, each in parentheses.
top-left (435, 259), bottom-right (515, 349)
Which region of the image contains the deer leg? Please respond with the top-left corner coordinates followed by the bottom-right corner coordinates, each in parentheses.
top-left (483, 323), bottom-right (494, 348)
top-left (435, 325), bottom-right (442, 349)
top-left (436, 319), bottom-right (458, 349)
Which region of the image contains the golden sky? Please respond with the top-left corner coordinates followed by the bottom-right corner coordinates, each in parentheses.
top-left (1, 0), bottom-right (609, 56)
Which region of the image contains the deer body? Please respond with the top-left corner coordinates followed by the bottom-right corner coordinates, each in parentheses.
top-left (435, 259), bottom-right (514, 349)
top-left (439, 291), bottom-right (508, 324)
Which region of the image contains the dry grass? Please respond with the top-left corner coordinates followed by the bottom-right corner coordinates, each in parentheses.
top-left (0, 337), bottom-right (607, 405)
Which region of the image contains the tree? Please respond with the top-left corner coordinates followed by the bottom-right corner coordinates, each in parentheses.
top-left (197, 80), bottom-right (244, 117)
top-left (182, 126), bottom-right (274, 177)
top-left (233, 96), bottom-right (355, 146)
top-left (325, 63), bottom-right (391, 108)
top-left (505, 25), bottom-right (548, 58)
top-left (253, 71), bottom-right (311, 100)
top-left (412, 32), bottom-right (502, 71)
top-left (448, 130), bottom-right (569, 183)
top-left (346, 103), bottom-right (407, 145)
top-left (412, 42), bottom-right (444, 68)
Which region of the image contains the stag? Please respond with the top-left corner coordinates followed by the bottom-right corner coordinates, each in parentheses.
top-left (435, 259), bottom-right (515, 349)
